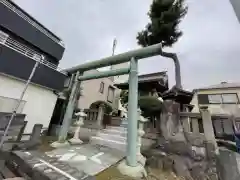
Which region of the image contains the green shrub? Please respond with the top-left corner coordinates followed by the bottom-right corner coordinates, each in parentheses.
top-left (138, 96), bottom-right (163, 116)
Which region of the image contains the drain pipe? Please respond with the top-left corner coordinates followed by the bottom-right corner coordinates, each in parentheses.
top-left (159, 49), bottom-right (182, 89)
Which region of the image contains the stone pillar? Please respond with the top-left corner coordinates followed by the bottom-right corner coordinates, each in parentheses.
top-left (69, 109), bottom-right (87, 145)
top-left (182, 105), bottom-right (190, 132)
top-left (192, 118), bottom-right (199, 134)
top-left (160, 100), bottom-right (181, 140)
top-left (182, 116), bottom-right (190, 132)
top-left (29, 124), bottom-right (43, 144)
top-left (96, 104), bottom-right (104, 129)
top-left (200, 106), bottom-right (218, 152)
top-left (58, 71), bottom-right (81, 143)
top-left (126, 57), bottom-right (138, 167)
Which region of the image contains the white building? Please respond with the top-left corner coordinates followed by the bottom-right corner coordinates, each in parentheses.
top-left (0, 74), bottom-right (60, 133)
top-left (0, 0), bottom-right (66, 133)
top-left (191, 82), bottom-right (240, 114)
top-left (78, 69), bottom-right (120, 110)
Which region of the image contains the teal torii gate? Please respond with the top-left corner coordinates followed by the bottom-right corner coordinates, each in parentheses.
top-left (56, 43), bottom-right (182, 168)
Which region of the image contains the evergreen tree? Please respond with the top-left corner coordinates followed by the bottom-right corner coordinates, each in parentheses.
top-left (137, 0), bottom-right (188, 47)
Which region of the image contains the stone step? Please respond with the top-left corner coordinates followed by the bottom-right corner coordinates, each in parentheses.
top-left (97, 132), bottom-right (127, 142)
top-left (102, 128), bottom-right (127, 136)
top-left (90, 136), bottom-right (127, 151)
top-left (106, 126), bottom-right (127, 131)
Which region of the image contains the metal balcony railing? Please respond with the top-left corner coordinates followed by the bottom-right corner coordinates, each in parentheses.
top-left (0, 30), bottom-right (66, 74)
top-left (0, 0), bottom-right (64, 47)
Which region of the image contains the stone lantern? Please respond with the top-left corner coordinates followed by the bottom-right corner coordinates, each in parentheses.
top-left (137, 108), bottom-right (148, 166)
top-left (69, 109), bottom-right (87, 145)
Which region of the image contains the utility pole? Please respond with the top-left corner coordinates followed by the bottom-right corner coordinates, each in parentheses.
top-left (111, 38), bottom-right (118, 81)
top-left (112, 38), bottom-right (117, 56)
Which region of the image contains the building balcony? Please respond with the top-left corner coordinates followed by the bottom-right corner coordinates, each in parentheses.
top-left (0, 0), bottom-right (65, 60)
top-left (0, 30), bottom-right (66, 91)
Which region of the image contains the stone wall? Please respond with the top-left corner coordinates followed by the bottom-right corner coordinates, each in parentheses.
top-left (146, 100), bottom-right (219, 180)
top-left (217, 149), bottom-right (240, 180)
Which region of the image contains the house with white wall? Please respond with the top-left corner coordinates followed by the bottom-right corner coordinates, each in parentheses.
top-left (191, 82), bottom-right (240, 114)
top-left (77, 69), bottom-right (120, 110)
top-left (0, 0), bottom-right (66, 133)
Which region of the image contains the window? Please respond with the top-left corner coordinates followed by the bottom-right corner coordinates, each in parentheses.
top-left (208, 94), bottom-right (222, 104)
top-left (198, 94), bottom-right (209, 104)
top-left (99, 82), bottom-right (104, 94)
top-left (207, 93), bottom-right (239, 104)
top-left (107, 86), bottom-right (115, 102)
top-left (222, 94), bottom-right (238, 104)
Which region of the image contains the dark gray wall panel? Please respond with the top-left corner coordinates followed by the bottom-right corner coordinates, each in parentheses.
top-left (230, 0), bottom-right (240, 23)
top-left (0, 3), bottom-right (64, 60)
top-left (0, 45), bottom-right (66, 91)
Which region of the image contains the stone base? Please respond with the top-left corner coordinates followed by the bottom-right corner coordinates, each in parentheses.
top-left (69, 138), bottom-right (83, 145)
top-left (137, 154), bottom-right (146, 166)
top-left (117, 160), bottom-right (146, 178)
top-left (50, 141), bottom-right (70, 148)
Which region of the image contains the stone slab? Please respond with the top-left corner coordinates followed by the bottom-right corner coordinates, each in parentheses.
top-left (90, 136), bottom-right (127, 151)
top-left (102, 128), bottom-right (127, 136)
top-left (7, 150), bottom-right (93, 180)
top-left (217, 148), bottom-right (240, 180)
top-left (46, 144), bottom-right (125, 176)
top-left (7, 144), bottom-right (125, 180)
top-left (90, 126), bottom-right (129, 152)
top-left (106, 126), bottom-right (127, 131)
top-left (97, 132), bottom-right (126, 142)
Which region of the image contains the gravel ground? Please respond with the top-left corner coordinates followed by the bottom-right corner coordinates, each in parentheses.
top-left (96, 164), bottom-right (181, 180)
